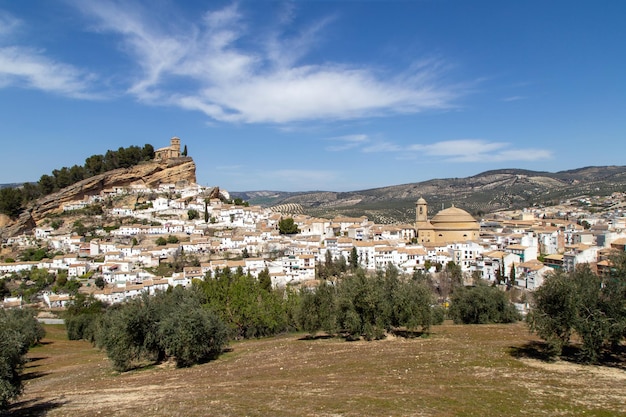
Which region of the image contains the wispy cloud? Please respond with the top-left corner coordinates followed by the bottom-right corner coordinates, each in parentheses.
top-left (0, 46), bottom-right (97, 98)
top-left (502, 95), bottom-right (527, 102)
top-left (363, 141), bottom-right (403, 153)
top-left (0, 10), bottom-right (97, 98)
top-left (72, 1), bottom-right (460, 124)
top-left (411, 139), bottom-right (552, 162)
top-left (328, 137), bottom-right (552, 163)
top-left (325, 134), bottom-right (369, 151)
top-left (0, 10), bottom-right (21, 37)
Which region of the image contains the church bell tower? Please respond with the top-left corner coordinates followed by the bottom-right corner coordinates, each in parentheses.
top-left (416, 197), bottom-right (428, 223)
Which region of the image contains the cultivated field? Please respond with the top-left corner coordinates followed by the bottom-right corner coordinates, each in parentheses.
top-left (9, 323), bottom-right (626, 417)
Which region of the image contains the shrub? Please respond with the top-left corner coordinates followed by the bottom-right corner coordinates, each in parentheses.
top-left (95, 288), bottom-right (228, 371)
top-left (0, 309), bottom-right (45, 409)
top-left (448, 284), bottom-right (520, 324)
top-left (528, 259), bottom-right (626, 362)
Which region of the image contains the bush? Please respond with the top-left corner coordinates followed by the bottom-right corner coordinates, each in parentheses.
top-left (159, 301), bottom-right (227, 367)
top-left (297, 281), bottom-right (337, 337)
top-left (199, 267), bottom-right (292, 339)
top-left (528, 259), bottom-right (626, 362)
top-left (0, 329), bottom-right (24, 409)
top-left (65, 294), bottom-right (106, 342)
top-left (0, 309), bottom-right (45, 409)
top-left (95, 288), bottom-right (228, 371)
top-left (448, 284), bottom-right (520, 324)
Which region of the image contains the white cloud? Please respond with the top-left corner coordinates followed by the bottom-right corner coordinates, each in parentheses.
top-left (410, 139), bottom-right (552, 162)
top-left (0, 9), bottom-right (96, 97)
top-left (328, 136), bottom-right (552, 163)
top-left (325, 134), bottom-right (369, 151)
top-left (0, 11), bottom-right (21, 37)
top-left (0, 46), bottom-right (96, 98)
top-left (73, 2), bottom-right (459, 124)
top-left (502, 95), bottom-right (527, 102)
top-left (363, 141), bottom-right (403, 153)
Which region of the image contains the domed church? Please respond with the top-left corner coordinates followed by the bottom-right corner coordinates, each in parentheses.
top-left (415, 198), bottom-right (480, 244)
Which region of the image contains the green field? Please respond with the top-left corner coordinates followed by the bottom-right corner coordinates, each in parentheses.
top-left (10, 323), bottom-right (626, 416)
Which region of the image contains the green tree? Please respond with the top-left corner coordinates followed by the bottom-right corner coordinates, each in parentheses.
top-left (278, 218), bottom-right (299, 235)
top-left (0, 279), bottom-right (9, 299)
top-left (527, 261), bottom-right (625, 362)
top-left (297, 281), bottom-right (338, 337)
top-left (94, 276), bottom-right (106, 289)
top-left (0, 328), bottom-right (24, 409)
top-left (65, 293), bottom-right (107, 342)
top-left (448, 284), bottom-right (520, 325)
top-left (155, 236), bottom-right (167, 246)
top-left (187, 209), bottom-right (199, 220)
top-left (38, 174), bottom-right (56, 194)
top-left (96, 288), bottom-right (228, 371)
top-left (0, 187), bottom-right (23, 219)
top-left (336, 270), bottom-right (389, 340)
top-left (198, 267), bottom-right (291, 339)
top-left (85, 154), bottom-right (105, 176)
top-left (258, 268), bottom-right (272, 293)
top-left (392, 278), bottom-right (437, 333)
top-left (167, 235), bottom-right (179, 244)
top-left (157, 294), bottom-right (227, 367)
top-left (349, 247), bottom-right (359, 270)
top-left (73, 220), bottom-right (87, 236)
top-left (142, 144), bottom-right (155, 160)
top-left (509, 263), bottom-right (516, 286)
top-left (0, 309), bottom-right (45, 409)
top-left (182, 144), bottom-right (188, 156)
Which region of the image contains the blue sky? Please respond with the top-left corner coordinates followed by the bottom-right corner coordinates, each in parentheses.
top-left (0, 1), bottom-right (624, 192)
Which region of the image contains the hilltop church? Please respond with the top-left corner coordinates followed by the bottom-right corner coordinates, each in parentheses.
top-left (414, 197), bottom-right (480, 244)
top-left (155, 137), bottom-right (181, 161)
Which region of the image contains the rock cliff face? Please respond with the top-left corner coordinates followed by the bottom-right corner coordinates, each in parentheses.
top-left (1, 157), bottom-right (196, 237)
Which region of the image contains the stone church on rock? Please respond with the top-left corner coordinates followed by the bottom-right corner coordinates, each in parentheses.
top-left (155, 137), bottom-right (181, 161)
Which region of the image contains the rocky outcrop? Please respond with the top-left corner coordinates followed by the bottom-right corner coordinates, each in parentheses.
top-left (1, 157), bottom-right (196, 237)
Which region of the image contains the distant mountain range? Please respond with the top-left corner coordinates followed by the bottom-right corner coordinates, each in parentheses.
top-left (0, 183), bottom-right (23, 189)
top-left (231, 166), bottom-right (626, 224)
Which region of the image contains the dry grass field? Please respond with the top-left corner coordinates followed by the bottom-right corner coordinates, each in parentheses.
top-left (8, 323), bottom-right (626, 417)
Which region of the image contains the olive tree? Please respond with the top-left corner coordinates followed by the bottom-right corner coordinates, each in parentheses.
top-left (95, 288), bottom-right (228, 371)
top-left (0, 309), bottom-right (45, 409)
top-left (528, 259), bottom-right (626, 362)
top-left (449, 283), bottom-right (520, 325)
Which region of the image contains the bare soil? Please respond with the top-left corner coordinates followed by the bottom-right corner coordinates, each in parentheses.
top-left (8, 323), bottom-right (626, 417)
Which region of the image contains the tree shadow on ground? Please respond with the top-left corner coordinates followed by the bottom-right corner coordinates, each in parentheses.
top-left (21, 371), bottom-right (50, 382)
top-left (3, 397), bottom-right (66, 417)
top-left (390, 329), bottom-right (427, 339)
top-left (298, 334), bottom-right (334, 341)
top-left (509, 341), bottom-right (626, 370)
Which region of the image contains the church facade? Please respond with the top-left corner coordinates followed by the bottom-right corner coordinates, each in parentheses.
top-left (155, 137), bottom-right (181, 161)
top-left (415, 197), bottom-right (480, 244)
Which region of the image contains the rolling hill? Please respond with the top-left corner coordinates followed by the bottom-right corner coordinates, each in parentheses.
top-left (231, 166), bottom-right (626, 223)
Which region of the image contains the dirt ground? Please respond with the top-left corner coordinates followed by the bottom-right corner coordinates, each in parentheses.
top-left (8, 323), bottom-right (626, 417)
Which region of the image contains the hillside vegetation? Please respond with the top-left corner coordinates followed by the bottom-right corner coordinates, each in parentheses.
top-left (233, 166), bottom-right (626, 222)
top-left (0, 144), bottom-right (155, 219)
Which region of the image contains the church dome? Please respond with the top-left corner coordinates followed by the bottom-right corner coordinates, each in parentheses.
top-left (430, 205), bottom-right (479, 231)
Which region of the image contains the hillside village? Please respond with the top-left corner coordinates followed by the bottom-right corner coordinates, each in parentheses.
top-left (2, 141), bottom-right (626, 310)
